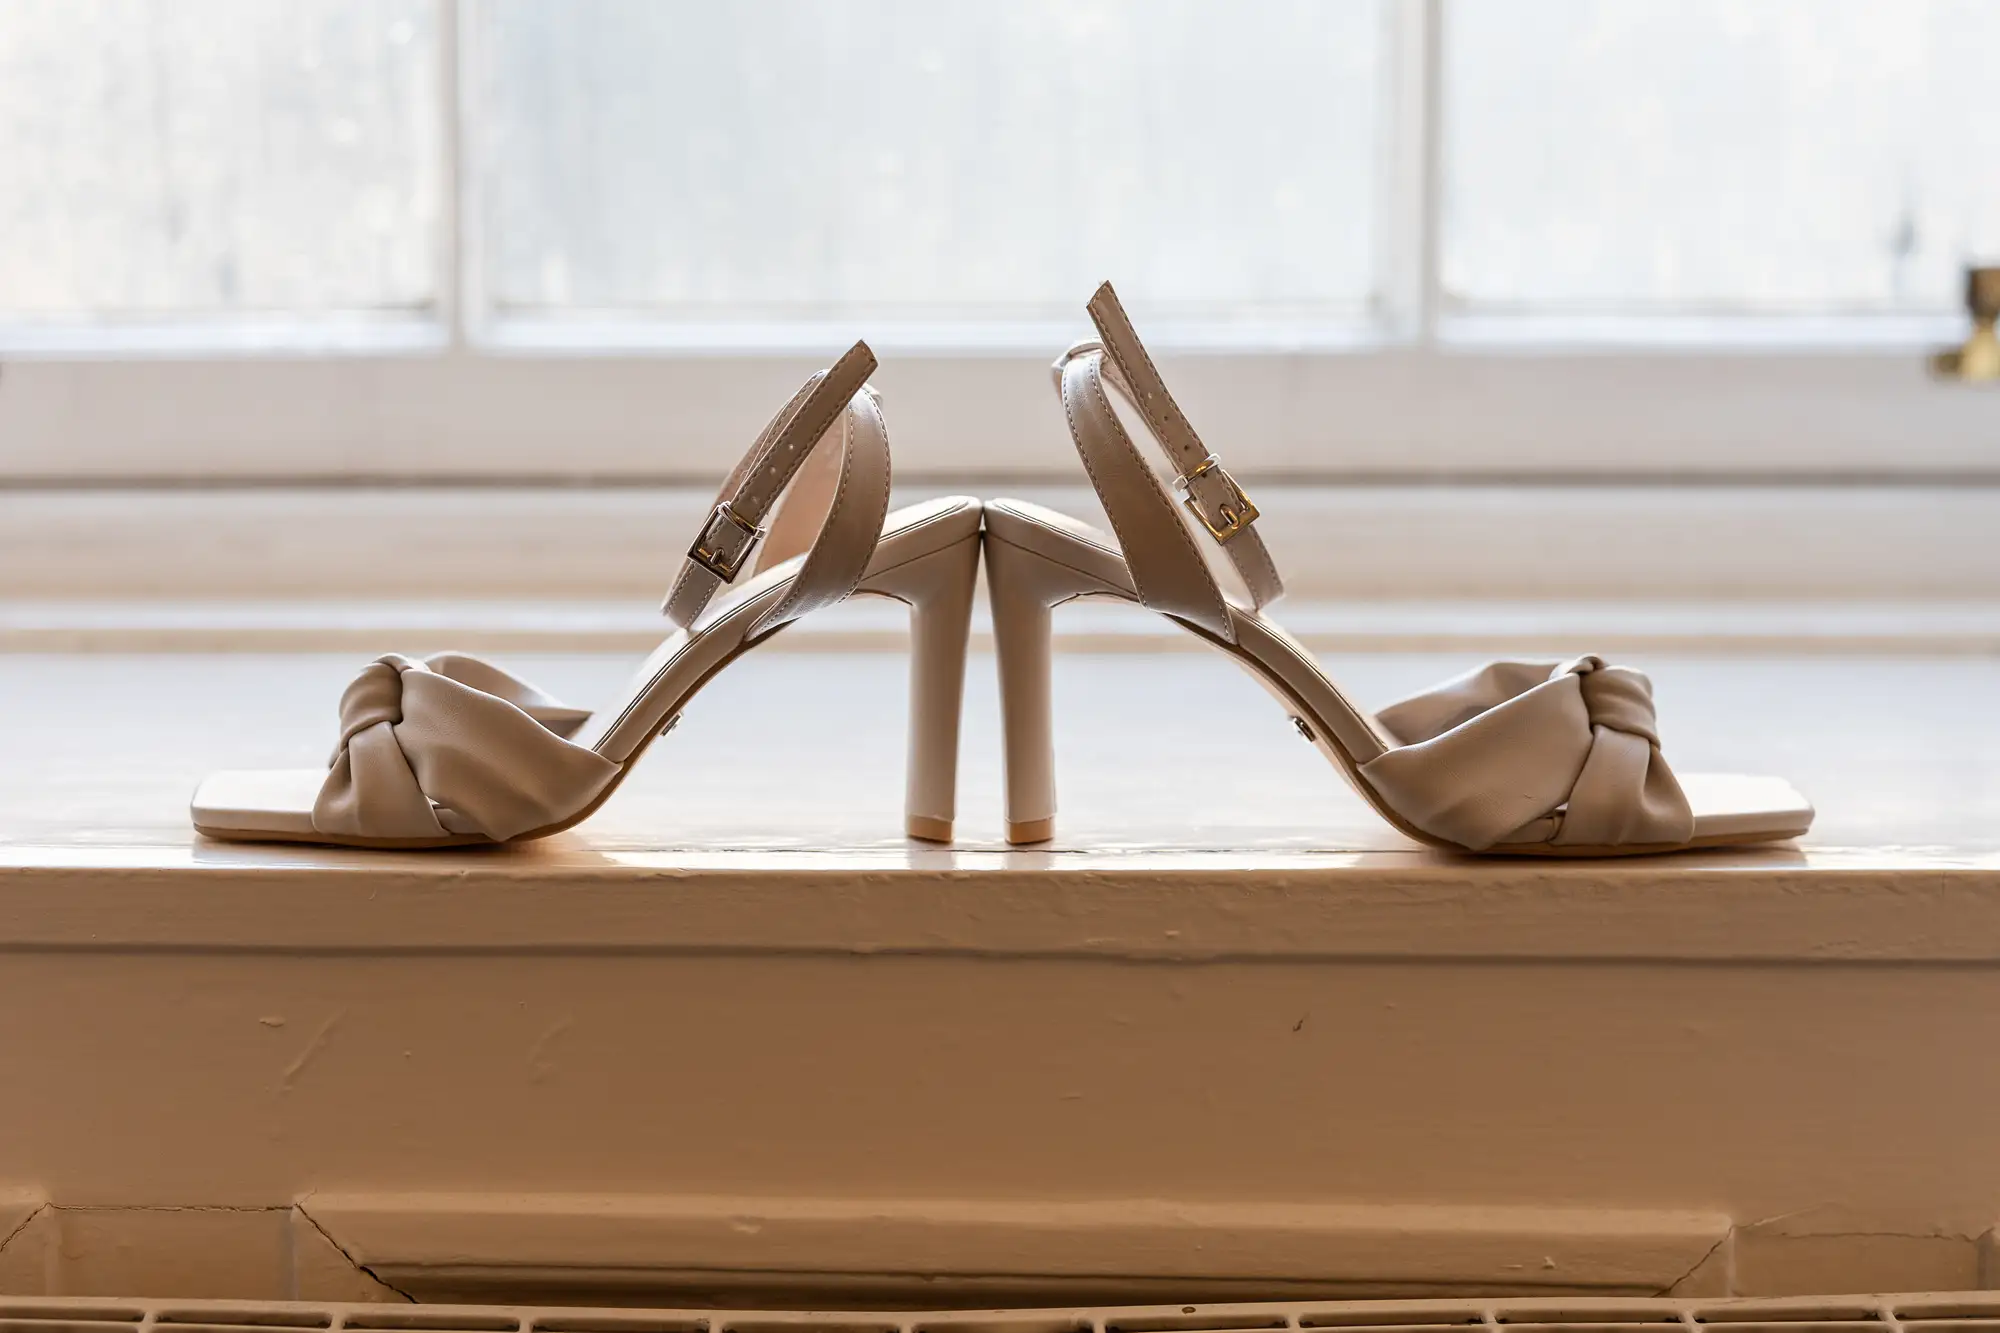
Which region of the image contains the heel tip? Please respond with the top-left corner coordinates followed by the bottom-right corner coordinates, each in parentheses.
top-left (1006, 817), bottom-right (1055, 845)
top-left (906, 815), bottom-right (954, 843)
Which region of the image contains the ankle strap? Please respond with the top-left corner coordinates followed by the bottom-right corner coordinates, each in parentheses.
top-left (662, 341), bottom-right (890, 633)
top-left (1050, 283), bottom-right (1283, 640)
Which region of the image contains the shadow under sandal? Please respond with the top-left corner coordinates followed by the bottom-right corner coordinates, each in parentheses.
top-left (193, 341), bottom-right (983, 849)
top-left (982, 283), bottom-right (1813, 855)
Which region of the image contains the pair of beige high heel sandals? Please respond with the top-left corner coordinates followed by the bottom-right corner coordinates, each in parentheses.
top-left (193, 284), bottom-right (1814, 856)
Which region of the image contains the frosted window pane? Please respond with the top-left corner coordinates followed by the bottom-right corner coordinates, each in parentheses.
top-left (1442, 0), bottom-right (2000, 312)
top-left (0, 0), bottom-right (438, 317)
top-left (476, 0), bottom-right (1381, 325)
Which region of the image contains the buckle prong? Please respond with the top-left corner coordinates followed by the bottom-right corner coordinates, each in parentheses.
top-left (1173, 455), bottom-right (1260, 543)
top-left (688, 501), bottom-right (765, 580)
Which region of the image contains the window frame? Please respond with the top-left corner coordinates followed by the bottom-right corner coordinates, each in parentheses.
top-left (0, 0), bottom-right (1991, 486)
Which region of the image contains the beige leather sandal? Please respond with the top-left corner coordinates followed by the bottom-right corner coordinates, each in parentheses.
top-left (983, 285), bottom-right (1814, 855)
top-left (193, 342), bottom-right (983, 848)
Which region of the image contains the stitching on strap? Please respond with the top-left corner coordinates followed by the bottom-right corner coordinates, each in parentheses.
top-left (1081, 283), bottom-right (1284, 611)
top-left (662, 342), bottom-right (878, 628)
top-left (1063, 351), bottom-right (1231, 636)
top-left (756, 391), bottom-right (888, 634)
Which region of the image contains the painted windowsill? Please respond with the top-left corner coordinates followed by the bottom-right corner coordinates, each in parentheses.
top-left (3, 648), bottom-right (1999, 1305)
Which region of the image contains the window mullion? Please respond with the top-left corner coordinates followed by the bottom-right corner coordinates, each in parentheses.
top-left (439, 0), bottom-right (475, 355)
top-left (1416, 0), bottom-right (1444, 345)
top-left (1375, 0), bottom-right (1442, 345)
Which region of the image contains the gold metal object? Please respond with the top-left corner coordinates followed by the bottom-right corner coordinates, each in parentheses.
top-left (1175, 454), bottom-right (1261, 543)
top-left (1931, 266), bottom-right (2000, 383)
top-left (688, 501), bottom-right (764, 580)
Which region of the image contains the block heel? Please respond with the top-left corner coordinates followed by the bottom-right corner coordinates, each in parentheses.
top-left (856, 530), bottom-right (981, 842)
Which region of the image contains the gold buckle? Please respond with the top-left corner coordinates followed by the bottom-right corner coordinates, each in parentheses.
top-left (1174, 455), bottom-right (1259, 543)
top-left (688, 501), bottom-right (764, 580)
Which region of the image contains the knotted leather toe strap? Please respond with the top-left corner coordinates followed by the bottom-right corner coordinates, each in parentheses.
top-left (314, 653), bottom-right (619, 842)
top-left (1360, 656), bottom-right (1695, 851)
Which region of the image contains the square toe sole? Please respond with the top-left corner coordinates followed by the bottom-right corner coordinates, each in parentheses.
top-left (190, 768), bottom-right (324, 837)
top-left (1681, 771), bottom-right (1815, 842)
